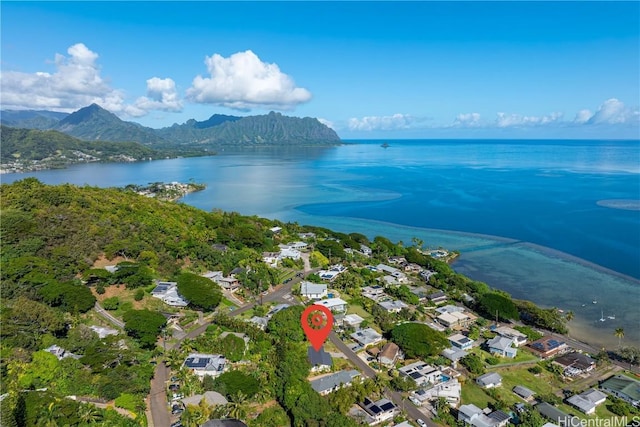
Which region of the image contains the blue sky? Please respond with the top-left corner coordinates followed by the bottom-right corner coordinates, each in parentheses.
top-left (1, 1), bottom-right (639, 139)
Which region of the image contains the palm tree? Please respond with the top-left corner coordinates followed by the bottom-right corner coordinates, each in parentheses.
top-left (37, 402), bottom-right (59, 427)
top-left (565, 310), bottom-right (574, 322)
top-left (615, 327), bottom-right (624, 349)
top-left (77, 403), bottom-right (103, 424)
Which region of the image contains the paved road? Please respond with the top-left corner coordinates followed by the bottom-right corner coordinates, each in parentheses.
top-left (149, 362), bottom-right (170, 427)
top-left (93, 302), bottom-right (125, 328)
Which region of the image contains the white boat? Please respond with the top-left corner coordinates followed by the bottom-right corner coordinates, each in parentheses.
top-left (608, 315), bottom-right (616, 320)
top-left (599, 310), bottom-right (606, 322)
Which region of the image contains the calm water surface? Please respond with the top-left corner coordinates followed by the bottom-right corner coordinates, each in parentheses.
top-left (3, 140), bottom-right (639, 348)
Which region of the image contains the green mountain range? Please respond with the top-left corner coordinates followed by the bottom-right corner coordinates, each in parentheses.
top-left (1, 104), bottom-right (341, 147)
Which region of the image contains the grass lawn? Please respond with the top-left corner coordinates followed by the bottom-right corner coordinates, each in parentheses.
top-left (495, 350), bottom-right (539, 365)
top-left (345, 301), bottom-right (374, 321)
top-left (461, 380), bottom-right (496, 408)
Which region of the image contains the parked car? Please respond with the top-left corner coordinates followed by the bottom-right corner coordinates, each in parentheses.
top-left (409, 396), bottom-right (421, 406)
top-left (417, 419), bottom-right (427, 427)
top-left (170, 422), bottom-right (182, 427)
top-left (170, 376), bottom-right (179, 382)
top-left (168, 383), bottom-right (180, 391)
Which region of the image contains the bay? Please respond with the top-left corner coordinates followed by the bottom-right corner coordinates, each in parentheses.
top-left (3, 139), bottom-right (639, 348)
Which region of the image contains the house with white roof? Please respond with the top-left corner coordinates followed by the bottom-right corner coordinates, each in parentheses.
top-left (359, 397), bottom-right (398, 424)
top-left (360, 244), bottom-right (372, 256)
top-left (89, 325), bottom-right (119, 339)
top-left (436, 304), bottom-right (466, 314)
top-left (486, 336), bottom-right (518, 358)
top-left (183, 353), bottom-right (226, 378)
top-left (351, 328), bottom-right (383, 347)
top-left (449, 333), bottom-right (475, 351)
top-left (300, 281), bottom-right (328, 300)
top-left (458, 404), bottom-right (511, 427)
top-left (316, 297), bottom-right (348, 313)
top-left (151, 281), bottom-right (189, 307)
top-left (378, 300), bottom-right (408, 313)
top-left (342, 314), bottom-right (365, 329)
top-left (278, 246), bottom-right (302, 260)
top-left (361, 285), bottom-right (387, 301)
top-left (399, 361), bottom-right (442, 387)
top-left (412, 378), bottom-right (462, 406)
top-left (44, 345), bottom-right (81, 361)
top-left (494, 326), bottom-right (528, 347)
top-left (262, 252), bottom-right (280, 267)
top-left (437, 311), bottom-right (476, 329)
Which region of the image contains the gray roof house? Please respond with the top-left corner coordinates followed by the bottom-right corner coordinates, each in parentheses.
top-left (566, 389), bottom-right (608, 414)
top-left (300, 281), bottom-right (328, 300)
top-left (378, 300), bottom-right (408, 313)
top-left (308, 346), bottom-right (333, 372)
top-left (513, 385), bottom-right (535, 401)
top-left (181, 391), bottom-right (228, 407)
top-left (535, 402), bottom-right (575, 425)
top-left (600, 374), bottom-right (640, 407)
top-left (310, 370), bottom-right (360, 395)
top-left (183, 353), bottom-right (226, 378)
top-left (476, 372), bottom-right (502, 389)
top-left (486, 336), bottom-right (517, 358)
top-left (359, 397), bottom-right (398, 424)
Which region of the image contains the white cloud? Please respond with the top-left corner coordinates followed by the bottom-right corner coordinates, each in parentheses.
top-left (574, 109), bottom-right (593, 124)
top-left (186, 50), bottom-right (311, 110)
top-left (585, 98), bottom-right (639, 125)
top-left (347, 113), bottom-right (427, 131)
top-left (495, 111), bottom-right (563, 128)
top-left (0, 43), bottom-right (130, 113)
top-left (453, 112), bottom-right (482, 127)
top-left (133, 77), bottom-right (183, 115)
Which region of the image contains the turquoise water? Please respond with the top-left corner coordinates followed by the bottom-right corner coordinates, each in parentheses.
top-left (2, 140), bottom-right (639, 348)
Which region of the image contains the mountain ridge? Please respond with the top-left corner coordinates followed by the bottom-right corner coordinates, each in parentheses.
top-left (1, 104), bottom-right (341, 146)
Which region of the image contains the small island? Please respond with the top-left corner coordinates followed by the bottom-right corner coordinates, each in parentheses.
top-left (123, 181), bottom-right (206, 201)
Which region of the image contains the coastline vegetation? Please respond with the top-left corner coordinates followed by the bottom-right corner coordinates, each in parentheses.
top-left (1, 179), bottom-right (637, 426)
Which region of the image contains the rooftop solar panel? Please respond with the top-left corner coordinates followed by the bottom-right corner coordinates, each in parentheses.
top-left (380, 402), bottom-right (395, 411)
top-left (370, 406), bottom-right (382, 414)
top-left (410, 372), bottom-right (422, 379)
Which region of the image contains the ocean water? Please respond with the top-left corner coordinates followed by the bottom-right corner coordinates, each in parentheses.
top-left (3, 140), bottom-right (639, 348)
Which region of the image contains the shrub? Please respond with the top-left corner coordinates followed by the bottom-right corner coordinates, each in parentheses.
top-left (102, 297), bottom-right (119, 310)
top-left (133, 289), bottom-right (144, 301)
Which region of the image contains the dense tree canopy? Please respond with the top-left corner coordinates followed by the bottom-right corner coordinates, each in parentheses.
top-left (477, 292), bottom-right (519, 321)
top-left (391, 322), bottom-right (449, 358)
top-left (122, 309), bottom-right (166, 348)
top-left (176, 272), bottom-right (222, 311)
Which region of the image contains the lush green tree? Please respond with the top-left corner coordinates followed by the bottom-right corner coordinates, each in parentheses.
top-left (212, 370), bottom-right (259, 399)
top-left (1, 297), bottom-right (65, 349)
top-left (122, 309), bottom-right (166, 348)
top-left (176, 273), bottom-right (222, 311)
top-left (250, 405), bottom-right (290, 427)
top-left (316, 239), bottom-right (346, 260)
top-left (38, 281), bottom-right (96, 313)
top-left (390, 375), bottom-right (417, 392)
top-left (219, 334), bottom-right (246, 362)
top-left (477, 292), bottom-right (519, 321)
top-left (460, 354), bottom-right (485, 375)
top-left (391, 323), bottom-right (449, 358)
top-left (268, 306), bottom-right (305, 342)
top-left (134, 289), bottom-right (145, 301)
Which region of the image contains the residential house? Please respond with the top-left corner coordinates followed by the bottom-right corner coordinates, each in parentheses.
top-left (442, 348), bottom-right (468, 366)
top-left (448, 333), bottom-right (474, 351)
top-left (183, 353), bottom-right (226, 378)
top-left (378, 342), bottom-right (401, 366)
top-left (342, 314), bottom-right (365, 329)
top-left (399, 361), bottom-right (442, 387)
top-left (388, 256), bottom-right (407, 265)
top-left (298, 232), bottom-right (316, 239)
top-left (600, 375), bottom-right (640, 407)
top-left (427, 291), bottom-right (448, 305)
top-left (310, 370), bottom-right (360, 395)
top-left (378, 300), bottom-right (408, 313)
top-left (151, 281), bottom-right (189, 307)
top-left (535, 402), bottom-right (575, 425)
top-left (269, 226), bottom-right (282, 233)
top-left (278, 246), bottom-right (302, 260)
top-left (404, 263), bottom-right (422, 272)
top-left (375, 264), bottom-right (408, 283)
top-left (476, 372), bottom-right (502, 389)
top-left (513, 385), bottom-right (536, 402)
top-left (420, 270), bottom-right (437, 282)
top-left (218, 276), bottom-right (240, 292)
top-left (360, 244), bottom-right (373, 257)
top-left (316, 297), bottom-right (348, 313)
top-left (437, 311), bottom-right (476, 329)
top-left (359, 398), bottom-right (398, 424)
top-left (412, 378), bottom-right (462, 407)
top-left (494, 326), bottom-right (528, 347)
top-left (89, 325), bottom-right (118, 339)
top-left (566, 389), bottom-right (607, 415)
top-left (553, 352), bottom-right (596, 377)
top-left (458, 404), bottom-right (511, 427)
top-left (44, 345), bottom-right (81, 361)
top-left (351, 328), bottom-right (383, 347)
top-left (436, 304), bottom-right (465, 314)
top-left (287, 241), bottom-right (308, 250)
top-left (527, 337), bottom-right (567, 359)
top-left (247, 316), bottom-right (268, 330)
top-left (300, 281), bottom-right (328, 300)
top-left (262, 252), bottom-right (280, 267)
top-left (308, 346), bottom-right (333, 372)
top-left (409, 286), bottom-right (429, 302)
top-left (266, 303), bottom-right (290, 317)
top-left (181, 391), bottom-right (228, 407)
top-left (486, 336), bottom-right (518, 358)
top-left (361, 285), bottom-right (387, 301)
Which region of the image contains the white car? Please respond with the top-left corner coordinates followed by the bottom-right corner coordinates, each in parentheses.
top-left (409, 396), bottom-right (421, 406)
top-left (417, 419), bottom-right (427, 427)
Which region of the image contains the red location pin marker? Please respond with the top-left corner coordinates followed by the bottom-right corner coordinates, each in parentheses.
top-left (301, 304), bottom-right (333, 351)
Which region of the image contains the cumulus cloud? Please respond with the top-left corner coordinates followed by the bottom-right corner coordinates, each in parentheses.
top-left (186, 50), bottom-right (311, 110)
top-left (132, 77), bottom-right (183, 115)
top-left (347, 113), bottom-right (428, 131)
top-left (453, 112), bottom-right (482, 127)
top-left (584, 98), bottom-right (639, 125)
top-left (0, 43), bottom-right (130, 113)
